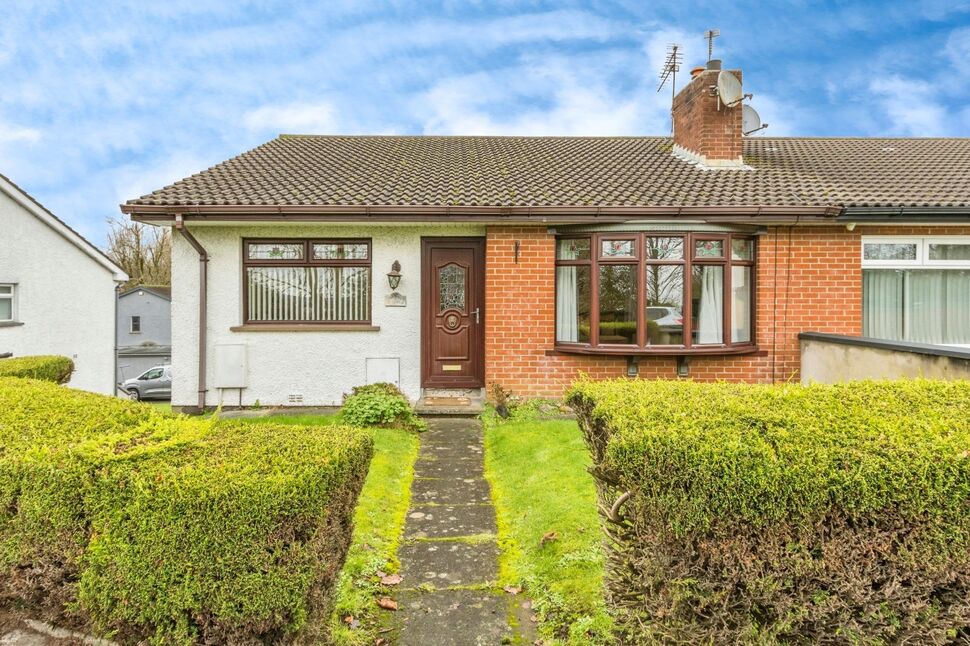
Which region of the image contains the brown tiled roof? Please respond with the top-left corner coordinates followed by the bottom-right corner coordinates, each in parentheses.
top-left (125, 135), bottom-right (970, 210)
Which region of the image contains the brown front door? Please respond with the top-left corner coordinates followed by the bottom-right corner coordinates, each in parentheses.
top-left (421, 237), bottom-right (485, 388)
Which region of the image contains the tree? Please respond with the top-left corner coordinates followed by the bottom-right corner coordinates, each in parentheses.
top-left (105, 217), bottom-right (171, 289)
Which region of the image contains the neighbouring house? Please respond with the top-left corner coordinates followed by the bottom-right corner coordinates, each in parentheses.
top-left (1, 172), bottom-right (128, 394)
top-left (122, 61), bottom-right (970, 412)
top-left (117, 285), bottom-right (172, 383)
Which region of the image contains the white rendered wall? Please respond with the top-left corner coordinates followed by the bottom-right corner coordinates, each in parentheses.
top-left (0, 190), bottom-right (119, 394)
top-left (170, 223), bottom-right (485, 408)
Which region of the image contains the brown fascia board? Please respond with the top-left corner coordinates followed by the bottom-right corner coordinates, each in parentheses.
top-left (122, 203), bottom-right (842, 224)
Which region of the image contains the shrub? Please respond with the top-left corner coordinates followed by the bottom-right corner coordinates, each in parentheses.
top-left (0, 377), bottom-right (163, 606)
top-left (79, 421), bottom-right (373, 644)
top-left (567, 378), bottom-right (970, 644)
top-left (342, 382), bottom-right (426, 431)
top-left (0, 355), bottom-right (74, 383)
top-left (0, 377), bottom-right (373, 644)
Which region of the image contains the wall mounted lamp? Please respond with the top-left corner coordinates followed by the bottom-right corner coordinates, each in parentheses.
top-left (387, 260), bottom-right (402, 290)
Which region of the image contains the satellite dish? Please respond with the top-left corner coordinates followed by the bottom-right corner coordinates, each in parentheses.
top-left (742, 105), bottom-right (761, 135)
top-left (716, 70), bottom-right (742, 107)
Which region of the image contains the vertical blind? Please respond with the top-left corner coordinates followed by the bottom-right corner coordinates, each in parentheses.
top-left (247, 266), bottom-right (370, 322)
top-left (863, 269), bottom-right (970, 344)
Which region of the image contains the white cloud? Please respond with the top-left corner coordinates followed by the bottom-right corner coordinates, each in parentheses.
top-left (243, 101), bottom-right (340, 135)
top-left (869, 76), bottom-right (949, 136)
top-left (418, 68), bottom-right (642, 136)
top-left (111, 152), bottom-right (215, 205)
top-left (945, 26), bottom-right (970, 72)
top-left (0, 121), bottom-right (40, 144)
top-left (417, 26), bottom-right (698, 137)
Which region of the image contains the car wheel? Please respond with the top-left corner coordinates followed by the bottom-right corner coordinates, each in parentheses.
top-left (127, 388), bottom-right (141, 401)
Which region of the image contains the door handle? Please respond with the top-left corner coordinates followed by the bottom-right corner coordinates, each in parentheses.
top-left (472, 308), bottom-right (480, 324)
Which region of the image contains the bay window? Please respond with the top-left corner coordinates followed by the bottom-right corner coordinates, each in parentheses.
top-left (555, 232), bottom-right (756, 353)
top-left (862, 237), bottom-right (970, 346)
top-left (243, 239), bottom-right (371, 324)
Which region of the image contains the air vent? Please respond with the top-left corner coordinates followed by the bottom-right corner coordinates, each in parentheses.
top-left (288, 393), bottom-right (304, 404)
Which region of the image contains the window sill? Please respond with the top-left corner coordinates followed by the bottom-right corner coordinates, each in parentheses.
top-left (0, 321), bottom-right (23, 328)
top-left (230, 323), bottom-right (380, 332)
top-left (549, 344), bottom-right (763, 357)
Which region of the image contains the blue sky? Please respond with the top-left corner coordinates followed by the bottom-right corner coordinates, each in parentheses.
top-left (1, 1), bottom-right (969, 246)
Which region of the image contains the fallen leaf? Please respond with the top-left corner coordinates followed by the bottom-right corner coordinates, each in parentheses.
top-left (343, 615), bottom-right (354, 624)
top-left (530, 614), bottom-right (538, 623)
top-left (380, 573), bottom-right (403, 586)
top-left (376, 639), bottom-right (386, 646)
top-left (376, 570), bottom-right (387, 579)
top-left (540, 531), bottom-right (559, 546)
top-left (377, 596), bottom-right (398, 611)
top-left (503, 585), bottom-right (522, 595)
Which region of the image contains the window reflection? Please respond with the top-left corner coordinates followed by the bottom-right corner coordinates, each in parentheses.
top-left (598, 265), bottom-right (637, 344)
top-left (645, 266), bottom-right (684, 344)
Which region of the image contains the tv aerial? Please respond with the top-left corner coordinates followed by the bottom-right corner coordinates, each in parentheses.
top-left (657, 43), bottom-right (683, 101)
top-left (704, 29), bottom-right (719, 62)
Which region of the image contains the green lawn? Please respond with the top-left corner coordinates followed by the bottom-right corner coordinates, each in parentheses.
top-left (484, 417), bottom-right (613, 644)
top-left (236, 413), bottom-right (419, 645)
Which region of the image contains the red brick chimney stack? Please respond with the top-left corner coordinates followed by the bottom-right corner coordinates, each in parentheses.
top-left (671, 61), bottom-right (745, 168)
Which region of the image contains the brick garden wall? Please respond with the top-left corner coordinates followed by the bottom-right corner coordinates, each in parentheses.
top-left (483, 225), bottom-right (963, 399)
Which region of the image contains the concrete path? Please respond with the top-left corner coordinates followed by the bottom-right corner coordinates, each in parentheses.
top-left (393, 418), bottom-right (531, 645)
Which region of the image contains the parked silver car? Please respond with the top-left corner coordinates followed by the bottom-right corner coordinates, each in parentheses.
top-left (122, 365), bottom-right (172, 400)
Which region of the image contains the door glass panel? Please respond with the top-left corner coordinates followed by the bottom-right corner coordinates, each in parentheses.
top-left (598, 265), bottom-right (637, 344)
top-left (439, 264), bottom-right (466, 312)
top-left (645, 266), bottom-right (684, 345)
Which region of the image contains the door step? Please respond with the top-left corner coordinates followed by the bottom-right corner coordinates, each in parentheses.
top-left (415, 388), bottom-right (485, 417)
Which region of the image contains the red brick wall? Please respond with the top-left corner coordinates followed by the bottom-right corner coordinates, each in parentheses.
top-left (485, 225), bottom-right (956, 398)
top-left (672, 69), bottom-right (743, 162)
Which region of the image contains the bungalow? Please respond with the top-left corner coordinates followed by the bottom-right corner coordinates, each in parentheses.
top-left (1, 172), bottom-right (128, 393)
top-left (122, 63), bottom-right (970, 412)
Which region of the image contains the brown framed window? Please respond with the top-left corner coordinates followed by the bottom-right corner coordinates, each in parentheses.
top-left (243, 239), bottom-right (372, 324)
top-left (554, 232), bottom-right (755, 353)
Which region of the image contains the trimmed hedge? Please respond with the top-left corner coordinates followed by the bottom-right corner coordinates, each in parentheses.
top-left (0, 355), bottom-right (74, 383)
top-left (568, 378), bottom-right (970, 644)
top-left (0, 377), bottom-right (373, 644)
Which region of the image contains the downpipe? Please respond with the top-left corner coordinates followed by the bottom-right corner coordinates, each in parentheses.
top-left (174, 215), bottom-right (208, 412)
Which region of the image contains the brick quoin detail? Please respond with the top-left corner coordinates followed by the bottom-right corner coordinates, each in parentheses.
top-left (481, 225), bottom-right (921, 399)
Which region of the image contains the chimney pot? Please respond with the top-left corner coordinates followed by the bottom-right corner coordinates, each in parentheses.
top-left (706, 59), bottom-right (722, 70)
